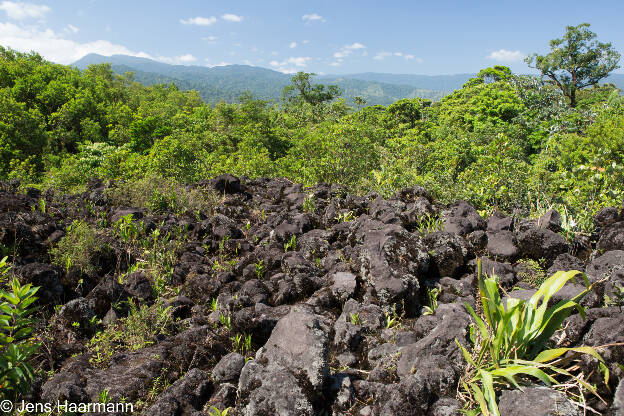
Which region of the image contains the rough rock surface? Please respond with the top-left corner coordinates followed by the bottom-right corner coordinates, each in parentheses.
top-left (2, 177), bottom-right (622, 414)
top-left (498, 386), bottom-right (582, 416)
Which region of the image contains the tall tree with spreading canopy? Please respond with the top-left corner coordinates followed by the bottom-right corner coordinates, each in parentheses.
top-left (282, 72), bottom-right (341, 107)
top-left (525, 23), bottom-right (620, 108)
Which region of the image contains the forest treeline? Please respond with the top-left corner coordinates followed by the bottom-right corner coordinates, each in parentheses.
top-left (1, 44), bottom-right (623, 231)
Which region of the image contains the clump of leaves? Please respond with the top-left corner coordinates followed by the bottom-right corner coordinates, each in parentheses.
top-left (416, 213), bottom-right (444, 236)
top-left (0, 264), bottom-right (40, 401)
top-left (385, 303), bottom-right (404, 329)
top-left (335, 210), bottom-right (355, 223)
top-left (208, 406), bottom-right (232, 416)
top-left (302, 194), bottom-right (316, 213)
top-left (114, 214), bottom-right (143, 244)
top-left (50, 220), bottom-right (106, 276)
top-left (254, 260), bottom-right (265, 279)
top-left (231, 333), bottom-right (253, 356)
top-left (349, 313), bottom-right (361, 325)
top-left (515, 258), bottom-right (547, 288)
top-left (219, 313), bottom-right (232, 330)
top-left (456, 259), bottom-right (605, 415)
top-left (422, 286), bottom-right (440, 316)
top-left (604, 283), bottom-right (624, 311)
top-left (87, 300), bottom-right (174, 368)
top-left (284, 235), bottom-right (297, 252)
top-left (0, 256), bottom-right (10, 283)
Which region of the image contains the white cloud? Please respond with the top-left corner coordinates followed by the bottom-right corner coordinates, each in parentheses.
top-left (269, 56), bottom-right (310, 73)
top-left (487, 49), bottom-right (525, 63)
top-left (374, 51), bottom-right (417, 61)
top-left (289, 41), bottom-right (297, 49)
top-left (0, 1), bottom-right (49, 20)
top-left (302, 13), bottom-right (324, 22)
top-left (329, 61), bottom-right (341, 67)
top-left (346, 42), bottom-right (365, 50)
top-left (0, 22), bottom-right (153, 64)
top-left (302, 40), bottom-right (310, 44)
top-left (180, 16), bottom-right (217, 26)
top-left (157, 54), bottom-right (197, 64)
top-left (63, 24), bottom-right (79, 35)
top-left (205, 60), bottom-right (230, 67)
top-left (202, 35), bottom-right (218, 41)
top-left (333, 42), bottom-right (366, 60)
top-left (221, 13), bottom-right (243, 22)
top-left (0, 21), bottom-right (199, 67)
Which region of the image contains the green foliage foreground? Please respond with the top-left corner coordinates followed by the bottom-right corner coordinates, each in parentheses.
top-left (0, 257), bottom-right (40, 401)
top-left (456, 259), bottom-right (604, 415)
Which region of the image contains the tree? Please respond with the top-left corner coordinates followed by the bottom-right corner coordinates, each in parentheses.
top-left (282, 72), bottom-right (341, 107)
top-left (463, 66), bottom-right (513, 87)
top-left (385, 98), bottom-right (431, 129)
top-left (525, 23), bottom-right (620, 108)
top-left (354, 96), bottom-right (366, 110)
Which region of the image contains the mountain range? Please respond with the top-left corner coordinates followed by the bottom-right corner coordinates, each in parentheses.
top-left (72, 54), bottom-right (454, 105)
top-left (72, 54), bottom-right (624, 106)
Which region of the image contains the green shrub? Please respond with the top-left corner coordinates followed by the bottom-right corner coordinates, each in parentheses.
top-left (87, 300), bottom-right (173, 368)
top-left (515, 259), bottom-right (547, 288)
top-left (50, 220), bottom-right (105, 276)
top-left (0, 259), bottom-right (40, 400)
top-left (107, 174), bottom-right (219, 215)
top-left (456, 259), bottom-right (603, 415)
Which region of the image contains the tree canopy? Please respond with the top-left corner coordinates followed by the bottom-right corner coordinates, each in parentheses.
top-left (525, 23), bottom-right (621, 107)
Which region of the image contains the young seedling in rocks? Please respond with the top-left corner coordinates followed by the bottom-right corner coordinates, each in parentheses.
top-left (208, 407), bottom-right (231, 416)
top-left (349, 313), bottom-right (361, 325)
top-left (416, 213), bottom-right (443, 236)
top-left (303, 195), bottom-right (315, 213)
top-left (385, 305), bottom-right (403, 330)
top-left (98, 389), bottom-right (111, 403)
top-left (335, 210), bottom-right (355, 223)
top-left (422, 287), bottom-right (440, 316)
top-left (284, 235), bottom-right (297, 252)
top-left (605, 284), bottom-right (624, 311)
top-left (219, 313), bottom-right (232, 330)
top-left (231, 333), bottom-right (243, 352)
top-left (255, 260), bottom-right (265, 279)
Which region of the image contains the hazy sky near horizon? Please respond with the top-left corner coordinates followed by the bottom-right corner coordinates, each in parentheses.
top-left (1, 0), bottom-right (623, 75)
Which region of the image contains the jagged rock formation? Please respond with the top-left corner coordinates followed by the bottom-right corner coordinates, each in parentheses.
top-left (2, 176), bottom-right (623, 415)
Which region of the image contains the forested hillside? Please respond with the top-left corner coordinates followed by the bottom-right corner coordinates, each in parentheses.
top-left (72, 53), bottom-right (446, 105)
top-left (3, 45), bottom-right (623, 230)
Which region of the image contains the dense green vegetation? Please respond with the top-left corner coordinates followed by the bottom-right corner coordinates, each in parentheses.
top-left (2, 27), bottom-right (624, 231)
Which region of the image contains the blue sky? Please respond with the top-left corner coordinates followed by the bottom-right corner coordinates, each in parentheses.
top-left (1, 0), bottom-right (623, 75)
